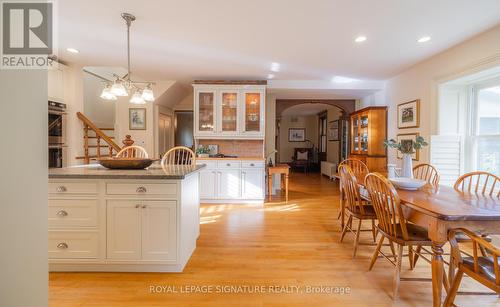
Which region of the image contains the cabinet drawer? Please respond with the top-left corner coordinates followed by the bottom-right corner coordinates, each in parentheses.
top-left (48, 199), bottom-right (98, 228)
top-left (106, 183), bottom-right (177, 196)
top-left (49, 182), bottom-right (98, 194)
top-left (196, 160), bottom-right (217, 169)
top-left (48, 231), bottom-right (99, 259)
top-left (241, 161), bottom-right (265, 168)
top-left (217, 161), bottom-right (241, 168)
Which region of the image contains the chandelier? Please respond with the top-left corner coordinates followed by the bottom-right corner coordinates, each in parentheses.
top-left (97, 13), bottom-right (155, 104)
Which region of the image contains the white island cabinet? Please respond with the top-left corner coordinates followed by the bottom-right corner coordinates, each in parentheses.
top-left (48, 164), bottom-right (203, 272)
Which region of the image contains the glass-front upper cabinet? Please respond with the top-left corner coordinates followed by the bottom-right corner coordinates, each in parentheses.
top-left (196, 90), bottom-right (216, 134)
top-left (193, 84), bottom-right (266, 139)
top-left (243, 91), bottom-right (264, 135)
top-left (220, 91), bottom-right (238, 133)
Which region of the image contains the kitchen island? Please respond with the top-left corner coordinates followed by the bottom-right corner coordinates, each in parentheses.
top-left (48, 163), bottom-right (204, 272)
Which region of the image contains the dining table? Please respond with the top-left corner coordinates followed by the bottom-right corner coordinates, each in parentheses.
top-left (337, 174), bottom-right (500, 307)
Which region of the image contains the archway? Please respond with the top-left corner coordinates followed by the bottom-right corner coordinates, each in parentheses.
top-left (275, 101), bottom-right (351, 169)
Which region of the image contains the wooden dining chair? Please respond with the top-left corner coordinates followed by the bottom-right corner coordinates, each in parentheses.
top-left (413, 163), bottom-right (440, 186)
top-left (116, 145), bottom-right (149, 158)
top-left (337, 158), bottom-right (370, 220)
top-left (338, 158), bottom-right (369, 178)
top-left (454, 171), bottom-right (500, 197)
top-left (452, 171), bottom-right (499, 257)
top-left (444, 228), bottom-right (500, 307)
top-left (338, 165), bottom-right (378, 258)
top-left (161, 146), bottom-right (195, 166)
top-left (365, 172), bottom-right (437, 299)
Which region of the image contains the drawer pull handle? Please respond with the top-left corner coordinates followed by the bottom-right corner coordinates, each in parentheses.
top-left (136, 186), bottom-right (147, 193)
top-left (56, 210), bottom-right (68, 217)
top-left (142, 205), bottom-right (147, 209)
top-left (135, 204), bottom-right (140, 208)
top-left (56, 186), bottom-right (67, 192)
top-left (57, 243), bottom-right (68, 249)
top-left (250, 163), bottom-right (255, 166)
top-left (226, 163), bottom-right (231, 166)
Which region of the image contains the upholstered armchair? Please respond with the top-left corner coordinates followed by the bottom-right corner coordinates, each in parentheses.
top-left (290, 148), bottom-right (312, 173)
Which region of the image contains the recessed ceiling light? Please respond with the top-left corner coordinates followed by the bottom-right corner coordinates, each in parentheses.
top-left (267, 74), bottom-right (275, 79)
top-left (417, 36), bottom-right (431, 43)
top-left (331, 76), bottom-right (359, 83)
top-left (354, 36), bottom-right (367, 43)
top-left (270, 62), bottom-right (280, 72)
top-left (66, 48), bottom-right (79, 53)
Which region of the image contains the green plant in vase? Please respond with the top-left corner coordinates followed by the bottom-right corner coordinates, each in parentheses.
top-left (196, 145), bottom-right (210, 158)
top-left (384, 136), bottom-right (428, 178)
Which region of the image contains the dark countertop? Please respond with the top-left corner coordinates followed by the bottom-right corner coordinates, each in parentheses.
top-left (49, 163), bottom-right (205, 180)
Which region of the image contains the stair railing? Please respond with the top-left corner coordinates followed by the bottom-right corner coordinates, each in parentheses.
top-left (76, 112), bottom-right (121, 164)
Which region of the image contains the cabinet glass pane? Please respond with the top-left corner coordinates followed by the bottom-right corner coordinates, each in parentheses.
top-left (245, 93), bottom-right (260, 132)
top-left (198, 92), bottom-right (214, 131)
top-left (221, 93), bottom-right (237, 132)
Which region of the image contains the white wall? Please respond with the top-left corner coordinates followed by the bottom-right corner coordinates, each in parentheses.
top-left (326, 107), bottom-right (342, 164)
top-left (174, 92), bottom-right (194, 111)
top-left (83, 72), bottom-right (115, 128)
top-left (265, 94), bottom-right (276, 164)
top-left (360, 25), bottom-right (500, 165)
top-left (64, 64), bottom-right (85, 166)
top-left (0, 70), bottom-right (48, 306)
top-left (279, 115), bottom-right (318, 163)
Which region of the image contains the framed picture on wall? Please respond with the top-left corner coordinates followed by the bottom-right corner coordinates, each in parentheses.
top-left (289, 128), bottom-right (306, 142)
top-left (328, 120), bottom-right (339, 141)
top-left (397, 99), bottom-right (420, 129)
top-left (129, 108), bottom-right (146, 130)
top-left (396, 133), bottom-right (420, 160)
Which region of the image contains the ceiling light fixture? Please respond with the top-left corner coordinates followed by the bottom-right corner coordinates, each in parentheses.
top-left (95, 13), bottom-right (155, 103)
top-left (100, 84), bottom-right (117, 100)
top-left (417, 36), bottom-right (431, 43)
top-left (130, 89), bottom-right (146, 104)
top-left (270, 62), bottom-right (280, 72)
top-left (354, 36), bottom-right (367, 43)
top-left (331, 76), bottom-right (359, 83)
top-left (66, 48), bottom-right (79, 54)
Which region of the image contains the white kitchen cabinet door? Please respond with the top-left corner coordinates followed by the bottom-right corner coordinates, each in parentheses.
top-left (240, 90), bottom-right (265, 137)
top-left (141, 201), bottom-right (177, 261)
top-left (199, 170), bottom-right (217, 199)
top-left (48, 67), bottom-right (64, 102)
top-left (241, 169), bottom-right (264, 199)
top-left (194, 89), bottom-right (217, 137)
top-left (218, 170), bottom-right (241, 199)
top-left (106, 201), bottom-right (141, 260)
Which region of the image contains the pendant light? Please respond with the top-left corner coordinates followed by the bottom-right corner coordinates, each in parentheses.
top-left (97, 13), bottom-right (155, 103)
top-left (130, 89), bottom-right (146, 104)
top-left (100, 84), bottom-right (117, 100)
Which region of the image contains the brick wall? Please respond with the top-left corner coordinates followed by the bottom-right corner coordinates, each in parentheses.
top-left (198, 139), bottom-right (264, 158)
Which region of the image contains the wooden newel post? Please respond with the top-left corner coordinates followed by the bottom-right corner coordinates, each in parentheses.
top-left (121, 135), bottom-right (135, 157)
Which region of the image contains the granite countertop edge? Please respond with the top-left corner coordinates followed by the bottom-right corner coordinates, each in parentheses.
top-left (49, 164), bottom-right (205, 180)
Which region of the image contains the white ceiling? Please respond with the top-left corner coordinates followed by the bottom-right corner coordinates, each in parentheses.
top-left (281, 103), bottom-right (336, 116)
top-left (57, 0), bottom-right (500, 85)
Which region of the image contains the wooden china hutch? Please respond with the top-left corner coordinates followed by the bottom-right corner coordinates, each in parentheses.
top-left (349, 106), bottom-right (387, 172)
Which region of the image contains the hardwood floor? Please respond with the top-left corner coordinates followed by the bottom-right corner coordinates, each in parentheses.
top-left (49, 172), bottom-right (499, 306)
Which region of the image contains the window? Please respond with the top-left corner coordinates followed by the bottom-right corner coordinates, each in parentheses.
top-left (470, 82), bottom-right (500, 175)
top-left (435, 71), bottom-right (500, 184)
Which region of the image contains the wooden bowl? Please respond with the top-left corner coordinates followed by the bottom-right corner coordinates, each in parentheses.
top-left (98, 157), bottom-right (155, 170)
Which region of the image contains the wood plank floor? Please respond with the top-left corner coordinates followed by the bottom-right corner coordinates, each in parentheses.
top-left (49, 172), bottom-right (499, 306)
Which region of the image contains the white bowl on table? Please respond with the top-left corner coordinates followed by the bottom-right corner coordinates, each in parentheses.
top-left (389, 178), bottom-right (427, 191)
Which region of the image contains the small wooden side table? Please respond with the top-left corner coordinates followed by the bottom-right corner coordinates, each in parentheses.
top-left (267, 164), bottom-right (290, 202)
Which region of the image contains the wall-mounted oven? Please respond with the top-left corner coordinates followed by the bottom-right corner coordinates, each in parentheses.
top-left (48, 101), bottom-right (67, 168)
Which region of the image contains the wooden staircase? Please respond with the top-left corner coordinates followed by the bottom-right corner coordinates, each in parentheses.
top-left (76, 112), bottom-right (122, 164)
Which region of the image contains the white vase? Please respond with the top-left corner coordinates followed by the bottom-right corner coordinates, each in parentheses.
top-left (401, 154), bottom-right (414, 178)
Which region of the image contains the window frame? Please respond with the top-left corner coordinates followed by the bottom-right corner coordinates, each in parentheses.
top-left (466, 76), bottom-right (500, 174)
